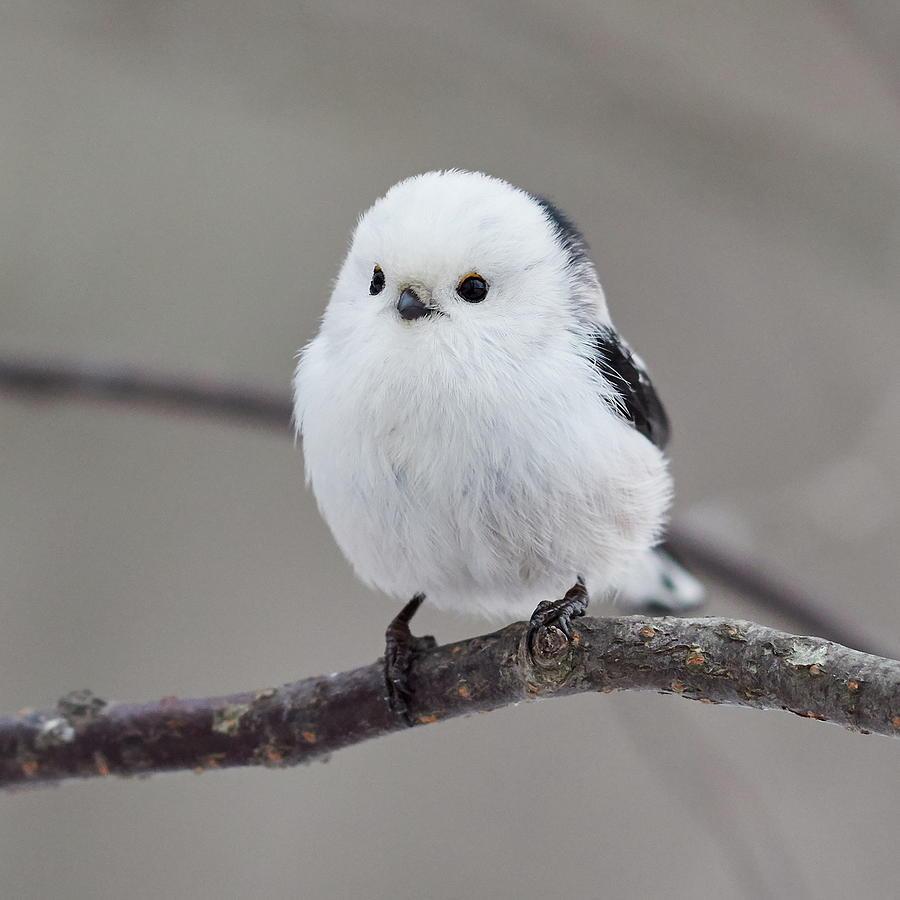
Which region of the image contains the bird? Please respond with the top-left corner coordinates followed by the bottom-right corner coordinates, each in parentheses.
top-left (294, 170), bottom-right (702, 722)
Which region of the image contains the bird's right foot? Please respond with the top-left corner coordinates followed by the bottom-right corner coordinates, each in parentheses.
top-left (526, 577), bottom-right (590, 654)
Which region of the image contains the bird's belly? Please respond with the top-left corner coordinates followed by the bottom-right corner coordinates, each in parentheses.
top-left (305, 393), bottom-right (671, 618)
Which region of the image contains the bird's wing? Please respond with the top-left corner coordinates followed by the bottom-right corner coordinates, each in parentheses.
top-left (528, 193), bottom-right (670, 449)
top-left (589, 326), bottom-right (670, 450)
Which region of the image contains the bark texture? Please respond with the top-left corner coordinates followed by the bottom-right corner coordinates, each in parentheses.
top-left (2, 616), bottom-right (897, 789)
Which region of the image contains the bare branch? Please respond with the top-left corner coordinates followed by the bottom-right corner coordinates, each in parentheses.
top-left (0, 354), bottom-right (891, 655)
top-left (2, 616), bottom-right (897, 789)
top-left (0, 356), bottom-right (293, 432)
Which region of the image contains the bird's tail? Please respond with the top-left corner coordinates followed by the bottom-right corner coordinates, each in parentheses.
top-left (614, 545), bottom-right (705, 614)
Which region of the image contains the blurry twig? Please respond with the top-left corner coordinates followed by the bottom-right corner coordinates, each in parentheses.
top-left (665, 526), bottom-right (890, 657)
top-left (0, 356), bottom-right (293, 432)
top-left (0, 354), bottom-right (890, 655)
top-left (2, 615), bottom-right (898, 789)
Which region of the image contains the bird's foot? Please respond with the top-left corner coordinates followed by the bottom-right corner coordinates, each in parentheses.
top-left (527, 577), bottom-right (589, 653)
top-left (384, 594), bottom-right (437, 727)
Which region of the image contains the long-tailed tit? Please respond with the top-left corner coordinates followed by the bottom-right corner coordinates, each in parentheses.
top-left (295, 171), bottom-right (702, 720)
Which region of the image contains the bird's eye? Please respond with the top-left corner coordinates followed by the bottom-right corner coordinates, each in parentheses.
top-left (456, 273), bottom-right (489, 303)
top-left (369, 265), bottom-right (385, 295)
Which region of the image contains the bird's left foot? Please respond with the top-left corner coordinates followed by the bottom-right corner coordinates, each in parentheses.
top-left (527, 578), bottom-right (589, 651)
top-left (384, 594), bottom-right (437, 727)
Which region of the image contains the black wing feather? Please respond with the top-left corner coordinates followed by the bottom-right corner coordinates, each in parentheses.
top-left (590, 327), bottom-right (670, 450)
top-left (527, 191), bottom-right (670, 450)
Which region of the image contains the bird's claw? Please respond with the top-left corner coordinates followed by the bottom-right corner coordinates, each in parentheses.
top-left (384, 594), bottom-right (435, 726)
top-left (526, 578), bottom-right (589, 652)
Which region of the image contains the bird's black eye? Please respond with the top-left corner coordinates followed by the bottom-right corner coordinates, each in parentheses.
top-left (369, 265), bottom-right (385, 295)
top-left (456, 273), bottom-right (488, 303)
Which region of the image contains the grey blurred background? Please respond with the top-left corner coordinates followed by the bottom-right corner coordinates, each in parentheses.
top-left (2, 2), bottom-right (899, 898)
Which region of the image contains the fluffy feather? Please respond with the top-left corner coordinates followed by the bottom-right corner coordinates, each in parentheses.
top-left (295, 171), bottom-right (677, 618)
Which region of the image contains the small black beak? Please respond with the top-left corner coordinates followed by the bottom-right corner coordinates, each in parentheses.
top-left (397, 288), bottom-right (434, 321)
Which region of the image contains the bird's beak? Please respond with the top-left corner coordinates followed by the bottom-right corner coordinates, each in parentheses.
top-left (397, 288), bottom-right (436, 321)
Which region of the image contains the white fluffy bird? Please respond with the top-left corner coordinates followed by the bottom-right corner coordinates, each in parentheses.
top-left (295, 170), bottom-right (701, 716)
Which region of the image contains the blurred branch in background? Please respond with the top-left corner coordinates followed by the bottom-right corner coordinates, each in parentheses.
top-left (2, 615), bottom-right (898, 790)
top-left (0, 356), bottom-right (293, 432)
top-left (0, 354), bottom-right (889, 656)
top-left (663, 526), bottom-right (890, 657)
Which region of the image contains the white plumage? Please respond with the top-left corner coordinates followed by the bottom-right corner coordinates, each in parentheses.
top-left (295, 170), bottom-right (698, 619)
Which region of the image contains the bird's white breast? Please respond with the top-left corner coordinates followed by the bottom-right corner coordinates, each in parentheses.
top-left (296, 319), bottom-right (672, 618)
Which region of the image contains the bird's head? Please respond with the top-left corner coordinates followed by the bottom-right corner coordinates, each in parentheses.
top-left (321, 171), bottom-right (607, 357)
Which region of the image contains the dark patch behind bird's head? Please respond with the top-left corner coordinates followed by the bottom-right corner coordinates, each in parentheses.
top-left (528, 194), bottom-right (591, 271)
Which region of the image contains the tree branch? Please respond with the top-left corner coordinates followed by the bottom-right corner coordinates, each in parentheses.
top-left (664, 526), bottom-right (889, 657)
top-left (0, 356), bottom-right (293, 432)
top-left (0, 354), bottom-right (890, 655)
top-left (2, 616), bottom-right (898, 789)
